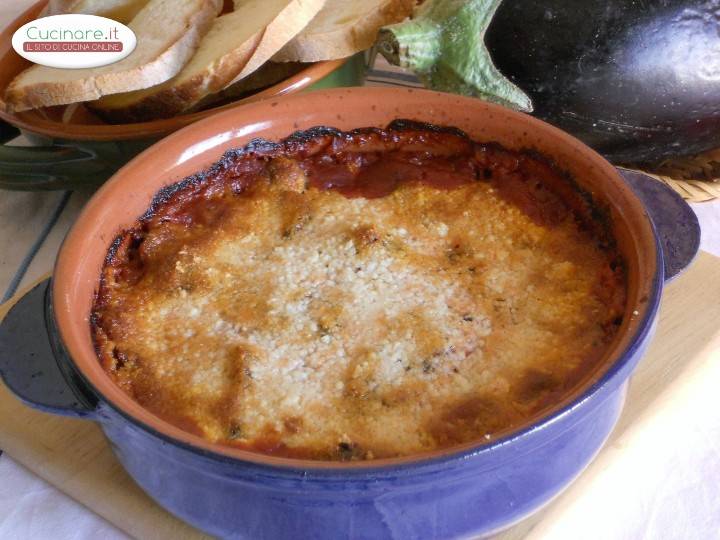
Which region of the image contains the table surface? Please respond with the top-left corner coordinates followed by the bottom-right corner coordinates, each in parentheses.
top-left (1, 2), bottom-right (720, 539)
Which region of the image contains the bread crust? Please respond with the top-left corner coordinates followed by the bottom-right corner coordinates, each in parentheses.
top-left (273, 0), bottom-right (414, 63)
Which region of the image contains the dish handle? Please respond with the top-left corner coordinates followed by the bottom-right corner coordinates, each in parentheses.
top-left (0, 119), bottom-right (145, 191)
top-left (618, 168), bottom-right (701, 282)
top-left (0, 279), bottom-right (98, 419)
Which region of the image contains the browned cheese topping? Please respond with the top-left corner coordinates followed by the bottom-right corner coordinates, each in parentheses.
top-left (92, 122), bottom-right (626, 460)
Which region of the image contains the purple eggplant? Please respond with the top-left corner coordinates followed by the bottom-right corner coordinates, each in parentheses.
top-left (380, 0), bottom-right (720, 164)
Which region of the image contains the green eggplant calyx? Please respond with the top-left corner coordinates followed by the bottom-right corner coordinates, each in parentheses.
top-left (377, 20), bottom-right (442, 73)
top-left (378, 0), bottom-right (533, 113)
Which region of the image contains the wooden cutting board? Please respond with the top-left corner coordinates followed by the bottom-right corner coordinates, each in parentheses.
top-left (1, 252), bottom-right (719, 540)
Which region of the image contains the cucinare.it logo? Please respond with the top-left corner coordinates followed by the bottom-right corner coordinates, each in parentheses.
top-left (12, 14), bottom-right (136, 69)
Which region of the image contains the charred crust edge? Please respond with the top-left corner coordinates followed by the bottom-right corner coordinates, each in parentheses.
top-left (520, 147), bottom-right (616, 251)
top-left (387, 118), bottom-right (470, 139)
top-left (96, 117), bottom-right (621, 284)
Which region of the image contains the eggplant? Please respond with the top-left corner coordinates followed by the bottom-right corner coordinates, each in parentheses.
top-left (379, 0), bottom-right (720, 164)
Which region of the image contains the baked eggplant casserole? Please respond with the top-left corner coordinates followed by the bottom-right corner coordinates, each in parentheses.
top-left (91, 121), bottom-right (626, 461)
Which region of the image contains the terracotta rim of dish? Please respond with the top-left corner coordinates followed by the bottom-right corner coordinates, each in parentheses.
top-left (52, 87), bottom-right (662, 470)
top-left (0, 1), bottom-right (349, 141)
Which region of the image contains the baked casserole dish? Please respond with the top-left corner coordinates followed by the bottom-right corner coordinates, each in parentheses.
top-left (0, 89), bottom-right (699, 539)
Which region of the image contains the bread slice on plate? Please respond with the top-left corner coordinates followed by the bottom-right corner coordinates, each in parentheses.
top-left (273, 0), bottom-right (415, 63)
top-left (4, 0), bottom-right (222, 112)
top-left (225, 0), bottom-right (326, 85)
top-left (91, 0), bottom-right (325, 123)
top-left (42, 0), bottom-right (151, 22)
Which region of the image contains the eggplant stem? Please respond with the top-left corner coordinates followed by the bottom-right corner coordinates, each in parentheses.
top-left (378, 0), bottom-right (533, 113)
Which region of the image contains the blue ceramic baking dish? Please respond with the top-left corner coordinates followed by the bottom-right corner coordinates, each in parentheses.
top-left (0, 88), bottom-right (700, 539)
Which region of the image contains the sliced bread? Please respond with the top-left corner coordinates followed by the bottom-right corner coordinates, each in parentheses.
top-left (225, 0), bottom-right (326, 86)
top-left (273, 0), bottom-right (415, 63)
top-left (5, 0), bottom-right (222, 112)
top-left (91, 0), bottom-right (325, 122)
top-left (42, 0), bottom-right (151, 22)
